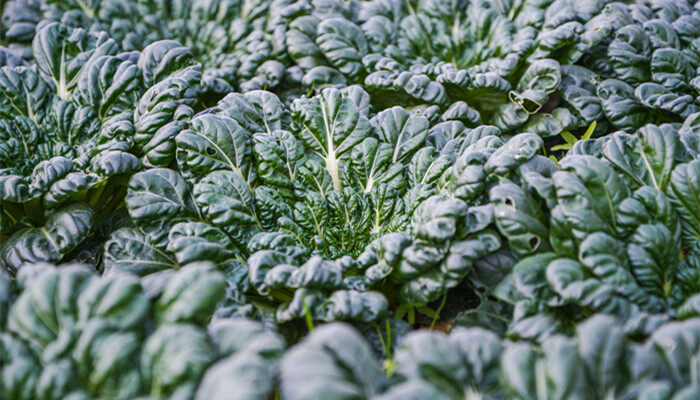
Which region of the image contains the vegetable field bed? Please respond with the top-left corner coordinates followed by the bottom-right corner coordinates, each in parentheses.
top-left (2, 0), bottom-right (700, 398)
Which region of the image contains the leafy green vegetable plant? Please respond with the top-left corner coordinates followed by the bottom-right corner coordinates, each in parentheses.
top-left (1, 0), bottom-right (700, 397)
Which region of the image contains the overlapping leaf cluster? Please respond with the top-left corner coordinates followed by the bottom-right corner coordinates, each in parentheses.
top-left (1, 0), bottom-right (700, 398)
top-left (1, 0), bottom-right (309, 101)
top-left (101, 82), bottom-right (568, 324)
top-left (0, 22), bottom-right (203, 272)
top-left (4, 264), bottom-right (700, 400)
top-left (280, 315), bottom-right (700, 400)
top-left (493, 115), bottom-right (700, 339)
top-left (1, 262), bottom-right (284, 400)
top-left (11, 0), bottom-right (698, 134)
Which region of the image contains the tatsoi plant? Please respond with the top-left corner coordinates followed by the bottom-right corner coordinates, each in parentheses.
top-left (0, 262), bottom-right (284, 400)
top-left (13, 0), bottom-right (699, 137)
top-left (105, 83), bottom-right (562, 325)
top-left (4, 264), bottom-right (700, 400)
top-left (106, 86), bottom-right (437, 324)
top-left (0, 23), bottom-right (202, 273)
top-left (284, 0), bottom-right (602, 138)
top-left (108, 87), bottom-right (418, 263)
top-left (279, 316), bottom-right (700, 400)
top-left (491, 116), bottom-right (700, 339)
top-left (580, 1), bottom-right (700, 132)
top-left (1, 0), bottom-right (311, 103)
top-left (1, 0), bottom-right (700, 398)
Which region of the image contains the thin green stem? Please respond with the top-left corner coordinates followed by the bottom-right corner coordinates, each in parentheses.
top-left (430, 293), bottom-right (448, 330)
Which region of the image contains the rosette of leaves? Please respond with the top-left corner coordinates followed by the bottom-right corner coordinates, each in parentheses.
top-left (114, 87), bottom-right (562, 324)
top-left (0, 261), bottom-right (285, 400)
top-left (0, 23), bottom-right (137, 272)
top-left (280, 315), bottom-right (700, 400)
top-left (106, 86), bottom-right (442, 323)
top-left (281, 0), bottom-right (616, 138)
top-left (284, 0), bottom-right (368, 87)
top-left (11, 0), bottom-right (312, 103)
top-left (0, 23), bottom-right (204, 273)
top-left (565, 0), bottom-right (700, 132)
top-left (115, 85), bottom-right (440, 259)
top-left (492, 121), bottom-right (700, 339)
top-left (361, 0), bottom-right (700, 138)
top-left (245, 128), bottom-right (556, 326)
top-left (361, 1), bottom-right (576, 134)
top-left (358, 131), bottom-right (553, 309)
